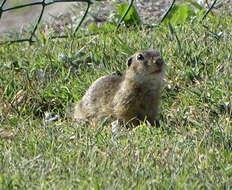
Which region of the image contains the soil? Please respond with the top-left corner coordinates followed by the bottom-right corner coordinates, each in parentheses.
top-left (0, 0), bottom-right (75, 35)
top-left (0, 0), bottom-right (231, 36)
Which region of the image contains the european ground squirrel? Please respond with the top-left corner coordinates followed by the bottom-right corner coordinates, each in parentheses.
top-left (73, 49), bottom-right (166, 126)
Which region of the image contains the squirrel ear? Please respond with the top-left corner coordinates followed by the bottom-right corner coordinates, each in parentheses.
top-left (127, 57), bottom-right (133, 68)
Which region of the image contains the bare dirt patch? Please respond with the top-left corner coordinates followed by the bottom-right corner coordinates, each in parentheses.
top-left (0, 0), bottom-right (231, 36)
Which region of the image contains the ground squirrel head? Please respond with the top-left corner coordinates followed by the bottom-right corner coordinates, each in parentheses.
top-left (125, 49), bottom-right (166, 84)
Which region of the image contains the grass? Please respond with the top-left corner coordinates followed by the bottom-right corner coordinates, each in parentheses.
top-left (0, 12), bottom-right (232, 189)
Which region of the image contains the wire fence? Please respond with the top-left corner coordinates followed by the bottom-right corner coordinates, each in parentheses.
top-left (0, 0), bottom-right (217, 45)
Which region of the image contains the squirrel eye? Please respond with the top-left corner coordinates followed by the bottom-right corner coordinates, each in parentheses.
top-left (155, 57), bottom-right (163, 66)
top-left (137, 54), bottom-right (144, 61)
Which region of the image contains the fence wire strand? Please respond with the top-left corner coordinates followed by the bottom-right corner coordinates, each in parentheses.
top-left (0, 0), bottom-right (217, 45)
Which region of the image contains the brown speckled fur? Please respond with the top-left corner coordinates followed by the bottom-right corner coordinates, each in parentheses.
top-left (73, 49), bottom-right (166, 126)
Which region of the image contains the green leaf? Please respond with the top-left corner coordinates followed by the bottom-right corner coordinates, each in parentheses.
top-left (37, 29), bottom-right (46, 44)
top-left (115, 3), bottom-right (141, 26)
top-left (88, 23), bottom-right (115, 33)
top-left (197, 9), bottom-right (206, 18)
top-left (162, 4), bottom-right (196, 25)
top-left (88, 23), bottom-right (99, 33)
top-left (100, 23), bottom-right (116, 32)
top-left (88, 3), bottom-right (141, 33)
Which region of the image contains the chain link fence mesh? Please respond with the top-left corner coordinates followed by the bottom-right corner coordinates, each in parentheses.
top-left (0, 0), bottom-right (218, 45)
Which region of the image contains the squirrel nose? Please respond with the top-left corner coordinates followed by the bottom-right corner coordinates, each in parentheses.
top-left (155, 57), bottom-right (164, 67)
